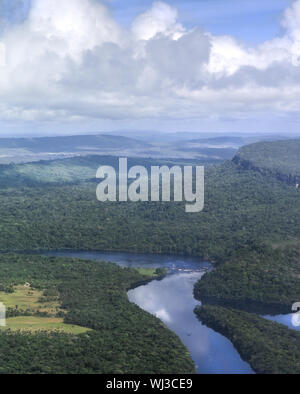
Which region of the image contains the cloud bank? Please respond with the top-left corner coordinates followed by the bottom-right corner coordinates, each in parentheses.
top-left (1, 0), bottom-right (300, 133)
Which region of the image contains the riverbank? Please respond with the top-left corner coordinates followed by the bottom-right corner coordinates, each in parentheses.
top-left (195, 305), bottom-right (300, 374)
top-left (0, 253), bottom-right (195, 374)
top-left (194, 244), bottom-right (300, 315)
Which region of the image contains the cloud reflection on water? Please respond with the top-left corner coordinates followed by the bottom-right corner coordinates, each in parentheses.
top-left (128, 271), bottom-right (253, 374)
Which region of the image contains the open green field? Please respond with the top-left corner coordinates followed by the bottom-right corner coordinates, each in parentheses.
top-left (1, 316), bottom-right (90, 334)
top-left (0, 285), bottom-right (60, 314)
top-left (134, 267), bottom-right (166, 277)
top-left (0, 285), bottom-right (90, 334)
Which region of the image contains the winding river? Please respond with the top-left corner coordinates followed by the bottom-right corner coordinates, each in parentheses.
top-left (46, 251), bottom-right (254, 374)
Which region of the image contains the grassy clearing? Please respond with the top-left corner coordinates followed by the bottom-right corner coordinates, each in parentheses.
top-left (0, 285), bottom-right (90, 334)
top-left (1, 316), bottom-right (90, 334)
top-left (134, 268), bottom-right (157, 277)
top-left (134, 267), bottom-right (167, 278)
top-left (0, 285), bottom-right (61, 315)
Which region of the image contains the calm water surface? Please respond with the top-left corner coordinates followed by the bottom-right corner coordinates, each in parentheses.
top-left (264, 314), bottom-right (300, 331)
top-left (46, 251), bottom-right (254, 374)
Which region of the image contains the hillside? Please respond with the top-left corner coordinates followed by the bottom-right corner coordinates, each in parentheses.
top-left (194, 243), bottom-right (300, 314)
top-left (0, 133), bottom-right (246, 164)
top-left (233, 139), bottom-right (300, 185)
top-left (0, 155), bottom-right (205, 186)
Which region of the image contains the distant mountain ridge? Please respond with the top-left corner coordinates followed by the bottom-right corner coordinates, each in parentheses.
top-left (187, 136), bottom-right (244, 145)
top-left (0, 132), bottom-right (298, 165)
top-left (0, 133), bottom-right (240, 163)
top-left (0, 134), bottom-right (147, 153)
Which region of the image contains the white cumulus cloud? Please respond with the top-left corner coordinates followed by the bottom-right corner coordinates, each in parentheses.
top-left (132, 1), bottom-right (185, 41)
top-left (0, 0), bottom-right (300, 134)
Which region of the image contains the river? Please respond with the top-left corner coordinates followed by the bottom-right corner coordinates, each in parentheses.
top-left (45, 250), bottom-right (254, 374)
top-left (264, 313), bottom-right (300, 330)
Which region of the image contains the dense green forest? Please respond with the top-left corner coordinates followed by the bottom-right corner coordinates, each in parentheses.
top-left (195, 305), bottom-right (300, 374)
top-left (0, 155), bottom-right (210, 185)
top-left (0, 159), bottom-right (299, 262)
top-left (194, 243), bottom-right (300, 314)
top-left (234, 139), bottom-right (300, 183)
top-left (0, 153), bottom-right (299, 314)
top-left (0, 254), bottom-right (194, 374)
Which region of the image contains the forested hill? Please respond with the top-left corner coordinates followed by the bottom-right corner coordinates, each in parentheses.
top-left (233, 139), bottom-right (300, 185)
top-left (0, 155), bottom-right (205, 186)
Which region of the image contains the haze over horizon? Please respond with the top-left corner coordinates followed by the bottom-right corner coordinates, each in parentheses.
top-left (1, 0), bottom-right (300, 137)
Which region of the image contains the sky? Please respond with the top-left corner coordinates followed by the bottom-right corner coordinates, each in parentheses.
top-left (0, 0), bottom-right (300, 136)
top-left (105, 0), bottom-right (291, 44)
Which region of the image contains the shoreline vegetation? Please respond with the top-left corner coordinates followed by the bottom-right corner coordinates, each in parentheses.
top-left (195, 305), bottom-right (300, 374)
top-left (194, 243), bottom-right (300, 315)
top-left (0, 254), bottom-right (195, 374)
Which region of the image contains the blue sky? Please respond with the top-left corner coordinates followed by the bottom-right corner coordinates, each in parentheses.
top-left (0, 0), bottom-right (31, 25)
top-left (1, 0), bottom-right (293, 43)
top-left (103, 0), bottom-right (293, 44)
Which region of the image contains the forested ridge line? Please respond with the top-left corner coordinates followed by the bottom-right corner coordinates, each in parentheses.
top-left (194, 242), bottom-right (300, 314)
top-left (233, 139), bottom-right (300, 185)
